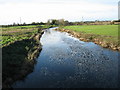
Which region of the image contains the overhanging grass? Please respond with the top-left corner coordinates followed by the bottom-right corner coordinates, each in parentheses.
top-left (2, 25), bottom-right (46, 88)
top-left (2, 37), bottom-right (42, 88)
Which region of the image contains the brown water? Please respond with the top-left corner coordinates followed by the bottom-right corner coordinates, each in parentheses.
top-left (12, 27), bottom-right (119, 88)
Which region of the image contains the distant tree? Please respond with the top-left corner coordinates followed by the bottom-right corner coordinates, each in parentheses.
top-left (40, 22), bottom-right (44, 25)
top-left (23, 22), bottom-right (26, 26)
top-left (59, 19), bottom-right (65, 26)
top-left (13, 22), bottom-right (16, 26)
top-left (46, 19), bottom-right (70, 26)
top-left (64, 20), bottom-right (69, 26)
top-left (51, 19), bottom-right (57, 25)
top-left (31, 22), bottom-right (36, 25)
top-left (35, 22), bottom-right (40, 25)
top-left (17, 23), bottom-right (20, 26)
top-left (46, 20), bottom-right (51, 26)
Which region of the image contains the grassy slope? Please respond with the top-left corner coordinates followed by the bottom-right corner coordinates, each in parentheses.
top-left (64, 25), bottom-right (118, 36)
top-left (63, 25), bottom-right (119, 45)
top-left (1, 25), bottom-right (51, 88)
top-left (2, 37), bottom-right (42, 88)
top-left (1, 25), bottom-right (53, 47)
top-left (1, 25), bottom-right (37, 47)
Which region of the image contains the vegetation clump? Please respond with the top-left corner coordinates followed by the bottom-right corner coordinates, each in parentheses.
top-left (2, 25), bottom-right (46, 88)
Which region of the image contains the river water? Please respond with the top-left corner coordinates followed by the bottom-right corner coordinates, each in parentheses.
top-left (13, 28), bottom-right (120, 88)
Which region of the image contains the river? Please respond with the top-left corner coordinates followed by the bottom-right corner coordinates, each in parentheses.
top-left (12, 27), bottom-right (119, 88)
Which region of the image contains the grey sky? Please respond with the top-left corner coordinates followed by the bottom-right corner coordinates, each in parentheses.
top-left (0, 0), bottom-right (119, 25)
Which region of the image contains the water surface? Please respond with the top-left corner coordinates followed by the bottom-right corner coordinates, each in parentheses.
top-left (13, 28), bottom-right (119, 88)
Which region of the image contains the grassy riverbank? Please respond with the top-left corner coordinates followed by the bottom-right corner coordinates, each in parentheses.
top-left (1, 25), bottom-right (50, 88)
top-left (64, 25), bottom-right (118, 36)
top-left (1, 25), bottom-right (54, 47)
top-left (57, 25), bottom-right (120, 51)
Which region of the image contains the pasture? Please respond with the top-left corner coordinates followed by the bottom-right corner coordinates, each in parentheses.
top-left (63, 25), bottom-right (118, 37)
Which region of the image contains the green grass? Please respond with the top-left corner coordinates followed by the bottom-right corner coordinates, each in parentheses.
top-left (2, 25), bottom-right (46, 88)
top-left (64, 25), bottom-right (118, 37)
top-left (4, 25), bottom-right (39, 29)
top-left (1, 28), bottom-right (38, 47)
top-left (62, 25), bottom-right (119, 46)
top-left (1, 25), bottom-right (54, 47)
top-left (2, 25), bottom-right (56, 29)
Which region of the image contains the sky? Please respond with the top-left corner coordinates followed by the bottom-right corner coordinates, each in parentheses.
top-left (0, 0), bottom-right (119, 25)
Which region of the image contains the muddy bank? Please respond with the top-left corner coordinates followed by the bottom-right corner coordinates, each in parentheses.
top-left (55, 28), bottom-right (120, 51)
top-left (2, 30), bottom-right (44, 88)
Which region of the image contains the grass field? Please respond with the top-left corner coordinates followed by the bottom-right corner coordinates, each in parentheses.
top-left (61, 25), bottom-right (119, 49)
top-left (1, 25), bottom-right (53, 47)
top-left (1, 27), bottom-right (37, 47)
top-left (63, 25), bottom-right (118, 37)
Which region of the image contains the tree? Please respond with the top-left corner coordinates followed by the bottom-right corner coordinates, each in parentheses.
top-left (31, 22), bottom-right (36, 25)
top-left (58, 19), bottom-right (65, 26)
top-left (13, 22), bottom-right (16, 26)
top-left (51, 19), bottom-right (57, 25)
top-left (23, 22), bottom-right (26, 26)
top-left (46, 20), bottom-right (51, 26)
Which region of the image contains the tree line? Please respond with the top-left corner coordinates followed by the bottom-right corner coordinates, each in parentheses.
top-left (1, 19), bottom-right (120, 27)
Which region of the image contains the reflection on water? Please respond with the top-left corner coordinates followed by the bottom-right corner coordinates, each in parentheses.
top-left (13, 28), bottom-right (119, 88)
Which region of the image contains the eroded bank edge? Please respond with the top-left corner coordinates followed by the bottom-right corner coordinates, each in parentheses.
top-left (2, 30), bottom-right (44, 88)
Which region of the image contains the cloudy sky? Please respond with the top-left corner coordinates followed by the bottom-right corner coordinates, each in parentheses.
top-left (0, 0), bottom-right (119, 25)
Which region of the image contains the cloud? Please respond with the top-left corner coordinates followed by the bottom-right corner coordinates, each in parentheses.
top-left (0, 0), bottom-right (118, 25)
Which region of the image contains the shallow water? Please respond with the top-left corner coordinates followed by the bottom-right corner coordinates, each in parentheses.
top-left (13, 28), bottom-right (120, 88)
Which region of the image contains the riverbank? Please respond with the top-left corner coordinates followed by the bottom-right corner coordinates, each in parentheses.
top-left (2, 30), bottom-right (44, 88)
top-left (1, 25), bottom-right (55, 47)
top-left (55, 27), bottom-right (120, 51)
top-left (12, 27), bottom-right (119, 88)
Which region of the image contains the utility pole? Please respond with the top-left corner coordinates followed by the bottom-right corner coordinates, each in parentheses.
top-left (82, 16), bottom-right (84, 22)
top-left (20, 17), bottom-right (21, 24)
top-left (20, 17), bottom-right (22, 28)
top-left (81, 16), bottom-right (84, 25)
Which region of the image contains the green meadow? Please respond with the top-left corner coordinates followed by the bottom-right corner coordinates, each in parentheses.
top-left (63, 25), bottom-right (119, 45)
top-left (1, 27), bottom-right (37, 47)
top-left (1, 25), bottom-right (53, 47)
top-left (63, 25), bottom-right (118, 37)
